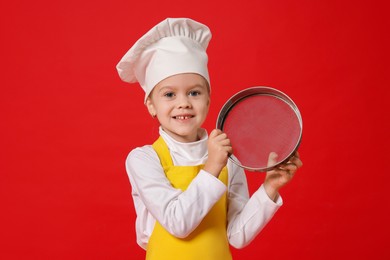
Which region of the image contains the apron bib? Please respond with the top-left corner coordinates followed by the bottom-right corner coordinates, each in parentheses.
top-left (146, 137), bottom-right (232, 260)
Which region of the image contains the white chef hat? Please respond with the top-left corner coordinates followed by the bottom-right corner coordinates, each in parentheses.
top-left (116, 18), bottom-right (212, 102)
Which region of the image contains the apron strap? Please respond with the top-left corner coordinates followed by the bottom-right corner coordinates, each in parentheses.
top-left (152, 136), bottom-right (174, 169)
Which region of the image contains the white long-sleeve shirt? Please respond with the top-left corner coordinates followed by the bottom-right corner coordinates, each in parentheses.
top-left (126, 127), bottom-right (282, 250)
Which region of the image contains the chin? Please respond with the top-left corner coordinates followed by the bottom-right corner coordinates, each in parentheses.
top-left (175, 132), bottom-right (198, 142)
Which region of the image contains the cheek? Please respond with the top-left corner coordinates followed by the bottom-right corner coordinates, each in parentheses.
top-left (203, 95), bottom-right (210, 107)
top-left (201, 100), bottom-right (210, 115)
top-left (155, 104), bottom-right (171, 117)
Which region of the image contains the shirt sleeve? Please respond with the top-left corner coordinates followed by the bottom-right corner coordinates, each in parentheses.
top-left (226, 160), bottom-right (283, 249)
top-left (126, 146), bottom-right (227, 244)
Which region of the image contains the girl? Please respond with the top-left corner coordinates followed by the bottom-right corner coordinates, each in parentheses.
top-left (117, 18), bottom-right (302, 260)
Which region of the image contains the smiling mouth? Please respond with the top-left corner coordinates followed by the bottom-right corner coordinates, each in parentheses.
top-left (173, 115), bottom-right (194, 120)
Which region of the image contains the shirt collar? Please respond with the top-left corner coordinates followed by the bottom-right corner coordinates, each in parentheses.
top-left (159, 127), bottom-right (208, 163)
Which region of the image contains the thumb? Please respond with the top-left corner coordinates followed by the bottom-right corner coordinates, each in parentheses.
top-left (267, 152), bottom-right (278, 168)
top-left (209, 129), bottom-right (222, 138)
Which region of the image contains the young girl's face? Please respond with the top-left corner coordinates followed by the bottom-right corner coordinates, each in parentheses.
top-left (146, 73), bottom-right (210, 143)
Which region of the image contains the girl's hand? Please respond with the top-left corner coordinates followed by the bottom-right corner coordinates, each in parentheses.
top-left (204, 129), bottom-right (233, 177)
top-left (264, 152), bottom-right (303, 201)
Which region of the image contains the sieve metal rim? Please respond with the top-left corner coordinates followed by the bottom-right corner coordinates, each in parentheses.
top-left (216, 86), bottom-right (303, 172)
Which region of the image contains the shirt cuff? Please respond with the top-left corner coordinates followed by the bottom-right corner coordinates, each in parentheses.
top-left (197, 169), bottom-right (227, 195)
top-left (257, 184), bottom-right (283, 206)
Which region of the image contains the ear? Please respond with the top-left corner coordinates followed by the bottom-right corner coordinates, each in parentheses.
top-left (145, 98), bottom-right (157, 118)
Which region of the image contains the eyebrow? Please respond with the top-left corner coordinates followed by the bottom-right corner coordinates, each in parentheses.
top-left (157, 84), bottom-right (207, 93)
top-left (157, 86), bottom-right (172, 92)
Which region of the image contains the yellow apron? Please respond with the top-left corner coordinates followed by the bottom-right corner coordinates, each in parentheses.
top-left (146, 137), bottom-right (232, 260)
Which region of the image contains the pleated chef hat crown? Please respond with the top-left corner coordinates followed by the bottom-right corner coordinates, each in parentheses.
top-left (116, 18), bottom-right (212, 102)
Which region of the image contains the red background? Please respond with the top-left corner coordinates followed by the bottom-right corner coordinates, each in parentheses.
top-left (1, 0), bottom-right (389, 259)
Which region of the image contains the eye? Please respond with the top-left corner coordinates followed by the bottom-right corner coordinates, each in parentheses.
top-left (188, 90), bottom-right (201, 97)
top-left (164, 92), bottom-right (175, 98)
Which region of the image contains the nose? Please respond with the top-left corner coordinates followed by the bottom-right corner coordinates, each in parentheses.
top-left (177, 94), bottom-right (192, 109)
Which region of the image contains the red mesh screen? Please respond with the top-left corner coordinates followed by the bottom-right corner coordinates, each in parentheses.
top-left (223, 95), bottom-right (301, 170)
